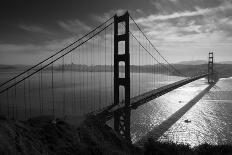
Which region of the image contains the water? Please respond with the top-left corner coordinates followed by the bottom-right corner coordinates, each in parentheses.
top-left (131, 77), bottom-right (232, 147)
top-left (0, 71), bottom-right (179, 119)
top-left (0, 71), bottom-right (232, 147)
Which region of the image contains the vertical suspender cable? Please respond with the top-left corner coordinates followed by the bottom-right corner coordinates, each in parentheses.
top-left (93, 36), bottom-right (95, 110)
top-left (82, 45), bottom-right (84, 114)
top-left (62, 56), bottom-right (65, 116)
top-left (139, 34), bottom-right (141, 95)
top-left (73, 51), bottom-right (76, 113)
top-left (14, 80), bottom-right (17, 119)
top-left (79, 48), bottom-right (81, 115)
top-left (153, 52), bottom-right (155, 88)
top-left (28, 73), bottom-right (31, 118)
top-left (79, 47), bottom-right (82, 115)
top-left (7, 89), bottom-right (9, 119)
top-left (38, 67), bottom-right (41, 115)
top-left (91, 37), bottom-right (94, 111)
top-left (71, 52), bottom-right (74, 114)
top-left (52, 61), bottom-right (54, 116)
top-left (98, 35), bottom-right (101, 108)
top-left (105, 24), bottom-right (107, 106)
top-left (24, 80), bottom-right (26, 119)
top-left (40, 64), bottom-right (43, 114)
top-left (86, 42), bottom-right (88, 113)
top-left (130, 33), bottom-right (132, 98)
top-left (111, 24), bottom-right (113, 104)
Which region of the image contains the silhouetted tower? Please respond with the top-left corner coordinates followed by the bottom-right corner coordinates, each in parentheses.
top-left (114, 12), bottom-right (131, 142)
top-left (208, 52), bottom-right (214, 83)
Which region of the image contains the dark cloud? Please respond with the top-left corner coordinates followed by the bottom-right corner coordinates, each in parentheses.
top-left (177, 29), bottom-right (200, 36)
top-left (0, 0), bottom-right (154, 44)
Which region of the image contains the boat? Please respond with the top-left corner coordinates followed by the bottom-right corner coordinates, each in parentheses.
top-left (184, 119), bottom-right (191, 123)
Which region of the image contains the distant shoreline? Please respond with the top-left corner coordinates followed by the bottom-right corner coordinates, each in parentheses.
top-left (0, 63), bottom-right (232, 79)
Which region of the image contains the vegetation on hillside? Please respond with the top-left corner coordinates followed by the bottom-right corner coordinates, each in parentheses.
top-left (0, 115), bottom-right (140, 155)
top-left (0, 115), bottom-right (232, 155)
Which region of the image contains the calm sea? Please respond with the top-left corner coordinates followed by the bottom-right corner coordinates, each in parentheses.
top-left (0, 71), bottom-right (231, 146)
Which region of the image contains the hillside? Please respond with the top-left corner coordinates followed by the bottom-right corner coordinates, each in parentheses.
top-left (0, 115), bottom-right (140, 155)
top-left (0, 115), bottom-right (232, 154)
top-left (176, 60), bottom-right (207, 65)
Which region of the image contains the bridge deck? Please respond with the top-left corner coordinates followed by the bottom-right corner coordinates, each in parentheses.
top-left (95, 73), bottom-right (209, 121)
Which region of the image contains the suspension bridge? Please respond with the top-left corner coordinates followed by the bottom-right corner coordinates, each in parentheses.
top-left (0, 12), bottom-right (217, 142)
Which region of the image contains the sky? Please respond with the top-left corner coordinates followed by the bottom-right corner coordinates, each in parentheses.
top-left (0, 0), bottom-right (232, 64)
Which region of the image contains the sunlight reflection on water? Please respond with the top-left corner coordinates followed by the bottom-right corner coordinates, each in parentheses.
top-left (131, 78), bottom-right (232, 147)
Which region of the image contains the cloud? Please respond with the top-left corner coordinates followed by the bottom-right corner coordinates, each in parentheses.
top-left (91, 9), bottom-right (126, 23)
top-left (0, 44), bottom-right (42, 53)
top-left (58, 19), bottom-right (91, 34)
top-left (0, 35), bottom-right (79, 64)
top-left (0, 35), bottom-right (78, 56)
top-left (126, 0), bottom-right (232, 62)
top-left (136, 9), bottom-right (144, 14)
top-left (138, 1), bottom-right (232, 23)
top-left (2, 1), bottom-right (232, 64)
top-left (134, 0), bottom-right (232, 41)
top-left (19, 24), bottom-right (51, 34)
top-left (169, 0), bottom-right (178, 2)
top-left (137, 9), bottom-right (206, 22)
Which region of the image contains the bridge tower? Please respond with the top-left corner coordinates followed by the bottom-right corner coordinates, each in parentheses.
top-left (208, 52), bottom-right (214, 83)
top-left (114, 12), bottom-right (131, 141)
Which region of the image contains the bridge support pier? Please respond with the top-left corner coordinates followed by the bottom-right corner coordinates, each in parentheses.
top-left (208, 52), bottom-right (214, 84)
top-left (114, 12), bottom-right (131, 142)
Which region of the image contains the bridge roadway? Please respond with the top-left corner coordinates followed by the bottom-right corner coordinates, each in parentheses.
top-left (95, 73), bottom-right (210, 121)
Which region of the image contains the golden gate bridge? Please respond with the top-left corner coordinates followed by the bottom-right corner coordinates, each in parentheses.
top-left (0, 11), bottom-right (217, 142)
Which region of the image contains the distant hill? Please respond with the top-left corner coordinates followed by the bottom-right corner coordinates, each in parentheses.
top-left (218, 61), bottom-right (232, 64)
top-left (176, 60), bottom-right (232, 65)
top-left (175, 60), bottom-right (207, 65)
top-left (0, 64), bottom-right (29, 72)
top-left (0, 64), bottom-right (17, 69)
